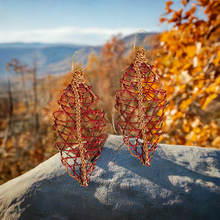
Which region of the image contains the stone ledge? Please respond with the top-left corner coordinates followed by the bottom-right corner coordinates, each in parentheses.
top-left (0, 135), bottom-right (220, 220)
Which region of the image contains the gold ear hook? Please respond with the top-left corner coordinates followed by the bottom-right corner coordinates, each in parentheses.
top-left (71, 50), bottom-right (85, 72)
top-left (133, 29), bottom-right (147, 51)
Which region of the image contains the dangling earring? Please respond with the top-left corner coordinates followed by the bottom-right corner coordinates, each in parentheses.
top-left (52, 50), bottom-right (107, 187)
top-left (115, 30), bottom-right (167, 166)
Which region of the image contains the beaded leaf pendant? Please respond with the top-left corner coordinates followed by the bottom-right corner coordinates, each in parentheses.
top-left (52, 60), bottom-right (106, 187)
top-left (115, 45), bottom-right (167, 166)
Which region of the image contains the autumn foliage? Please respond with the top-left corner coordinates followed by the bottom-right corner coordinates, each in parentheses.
top-left (0, 60), bottom-right (56, 184)
top-left (156, 0), bottom-right (220, 148)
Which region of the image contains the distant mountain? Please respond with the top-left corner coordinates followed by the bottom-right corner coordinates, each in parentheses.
top-left (0, 44), bottom-right (103, 83)
top-left (123, 32), bottom-right (159, 47)
top-left (123, 32), bottom-right (160, 54)
top-left (0, 42), bottom-right (89, 49)
top-left (0, 32), bottom-right (159, 82)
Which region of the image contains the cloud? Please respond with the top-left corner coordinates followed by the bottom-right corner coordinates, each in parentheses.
top-left (0, 26), bottom-right (150, 45)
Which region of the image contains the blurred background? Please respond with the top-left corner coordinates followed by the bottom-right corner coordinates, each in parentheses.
top-left (0, 0), bottom-right (219, 184)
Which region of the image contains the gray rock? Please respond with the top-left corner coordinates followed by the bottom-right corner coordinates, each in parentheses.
top-left (0, 134), bottom-right (220, 220)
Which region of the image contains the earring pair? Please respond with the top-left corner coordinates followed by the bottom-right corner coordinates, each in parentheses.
top-left (52, 30), bottom-right (167, 187)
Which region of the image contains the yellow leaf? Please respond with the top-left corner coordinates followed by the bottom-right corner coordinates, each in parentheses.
top-left (210, 121), bottom-right (219, 129)
top-left (156, 108), bottom-right (163, 117)
top-left (215, 76), bottom-right (220, 85)
top-left (213, 58), bottom-right (219, 66)
top-left (199, 95), bottom-right (207, 106)
top-left (179, 98), bottom-right (193, 111)
top-left (191, 66), bottom-right (203, 76)
top-left (206, 84), bottom-right (217, 93)
top-left (166, 86), bottom-right (175, 95)
top-left (212, 50), bottom-right (220, 66)
top-left (193, 127), bottom-right (201, 134)
top-left (173, 59), bottom-right (182, 68)
top-left (158, 135), bottom-right (165, 142)
top-left (191, 133), bottom-right (197, 142)
top-left (193, 73), bottom-right (205, 81)
top-left (183, 124), bottom-right (190, 133)
top-left (176, 49), bottom-right (184, 58)
top-left (172, 111), bottom-right (182, 120)
top-left (182, 63), bottom-right (191, 70)
top-left (211, 136), bottom-right (220, 147)
top-left (197, 80), bottom-right (204, 89)
top-left (170, 66), bottom-right (178, 73)
top-left (202, 94), bottom-right (218, 110)
top-left (179, 84), bottom-right (186, 90)
top-left (185, 45), bottom-right (197, 58)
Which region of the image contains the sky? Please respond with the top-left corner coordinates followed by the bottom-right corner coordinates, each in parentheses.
top-left (0, 0), bottom-right (205, 46)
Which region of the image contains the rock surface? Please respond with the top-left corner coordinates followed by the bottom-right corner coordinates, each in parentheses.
top-left (0, 135), bottom-right (220, 220)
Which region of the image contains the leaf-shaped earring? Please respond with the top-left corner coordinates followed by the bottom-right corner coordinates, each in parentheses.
top-left (115, 30), bottom-right (167, 166)
top-left (52, 50), bottom-right (107, 187)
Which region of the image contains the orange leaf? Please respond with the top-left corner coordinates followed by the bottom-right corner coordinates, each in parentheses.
top-left (165, 1), bottom-right (173, 10)
top-left (183, 124), bottom-right (190, 133)
top-left (211, 136), bottom-right (220, 147)
top-left (185, 45), bottom-right (197, 58)
top-left (193, 127), bottom-right (201, 134)
top-left (215, 76), bottom-right (220, 85)
top-left (179, 84), bottom-right (186, 90)
top-left (179, 98), bottom-right (193, 111)
top-left (181, 0), bottom-right (188, 6)
top-left (160, 18), bottom-right (168, 23)
top-left (212, 50), bottom-right (220, 66)
top-left (158, 135), bottom-right (165, 142)
top-left (199, 96), bottom-right (207, 106)
top-left (202, 94), bottom-right (218, 110)
top-left (206, 84), bottom-right (217, 93)
top-left (172, 111), bottom-right (183, 121)
top-left (191, 3), bottom-right (196, 13)
top-left (183, 3), bottom-right (196, 19)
